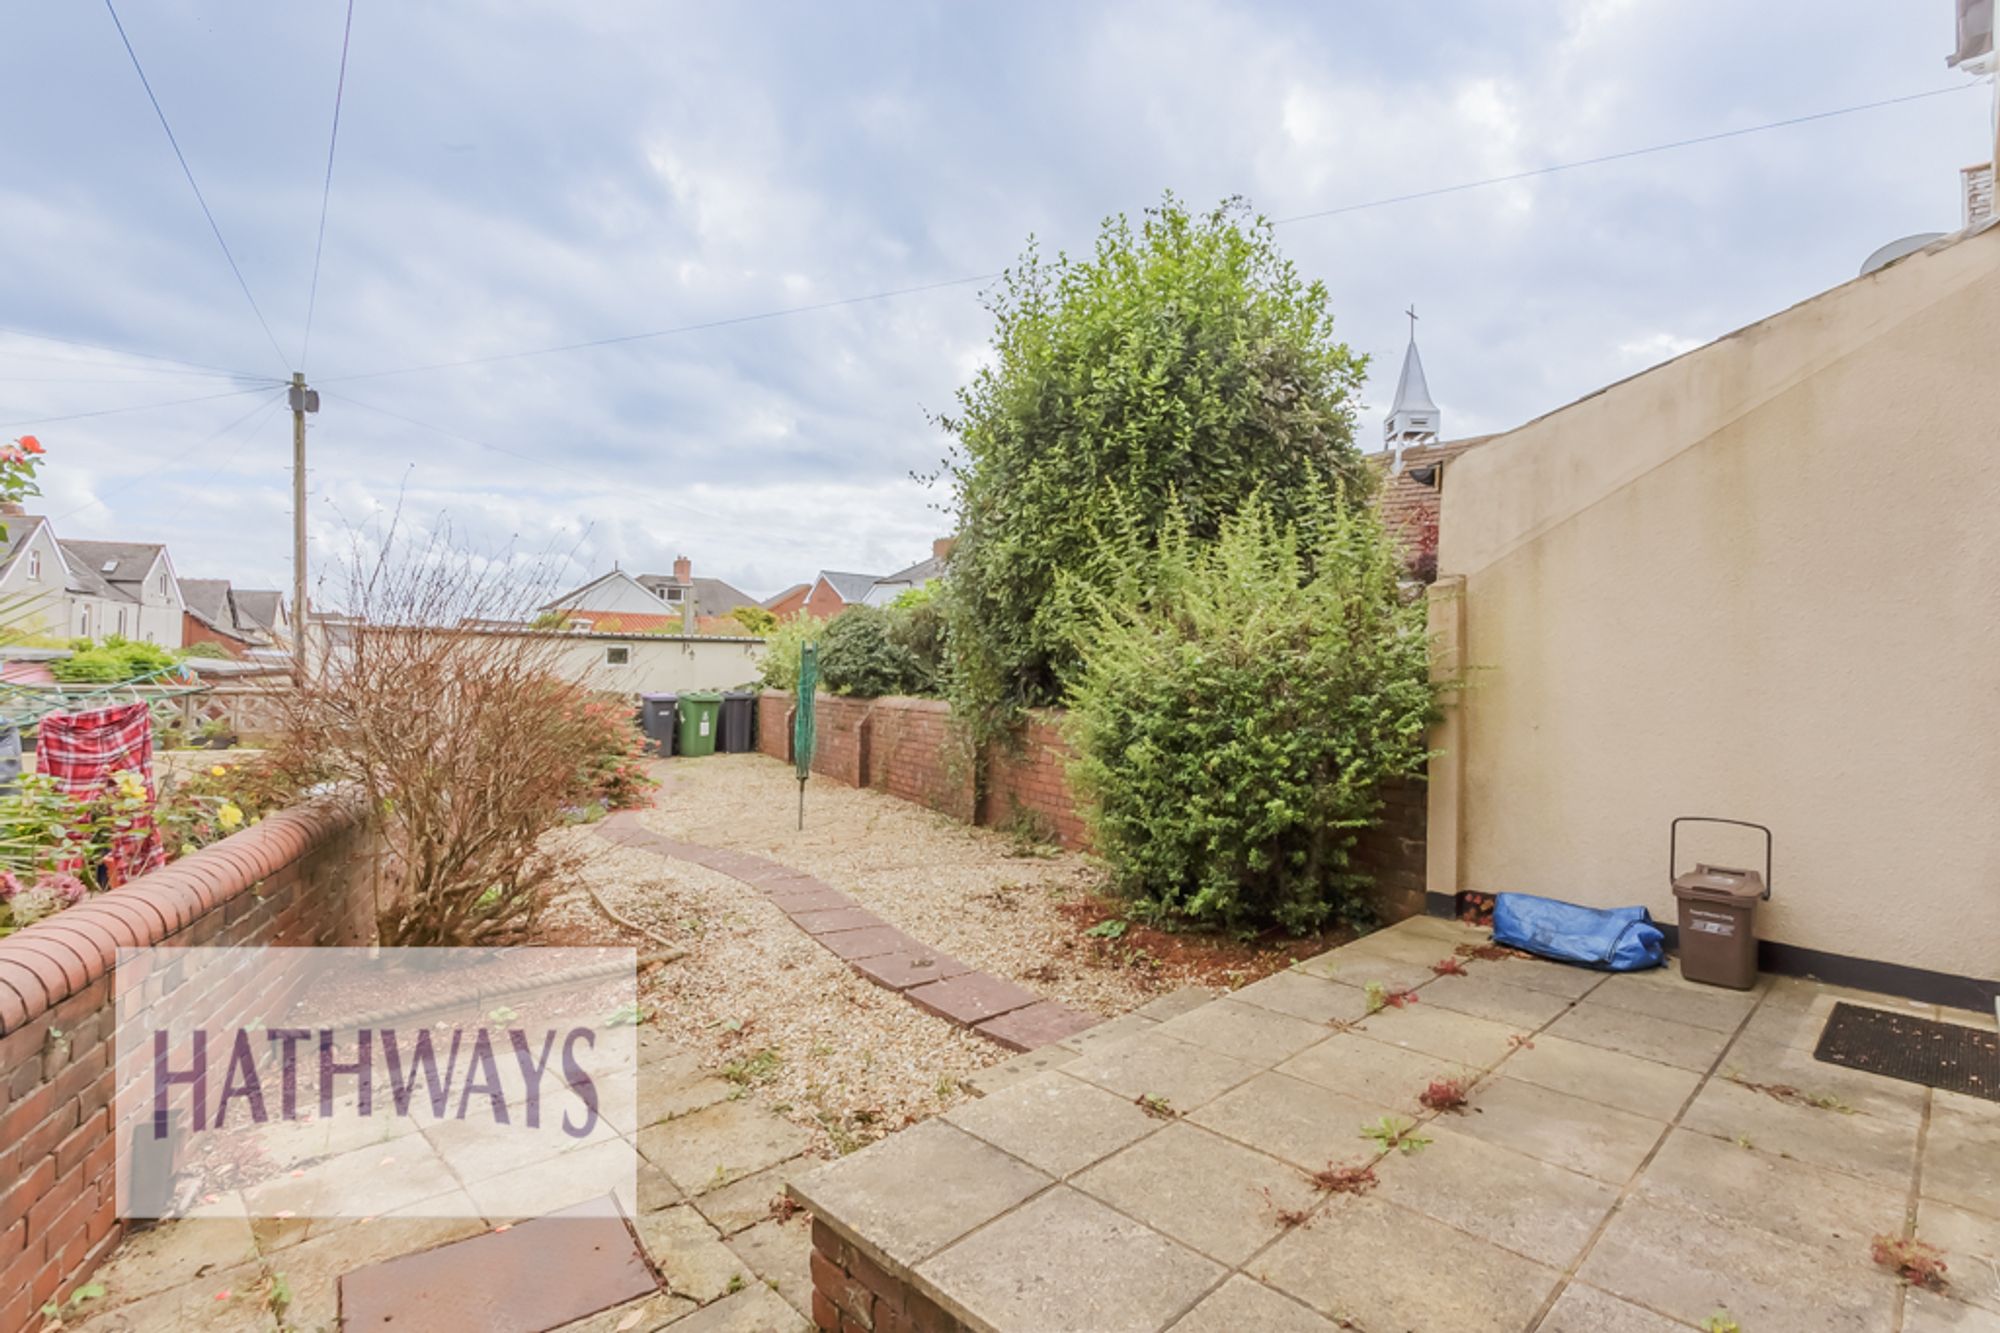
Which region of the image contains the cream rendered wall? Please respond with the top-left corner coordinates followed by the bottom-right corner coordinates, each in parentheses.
top-left (536, 633), bottom-right (763, 694)
top-left (1434, 225), bottom-right (2000, 981)
top-left (0, 525), bottom-right (73, 637)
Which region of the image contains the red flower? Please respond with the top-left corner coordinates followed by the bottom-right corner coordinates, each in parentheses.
top-left (15, 434), bottom-right (42, 455)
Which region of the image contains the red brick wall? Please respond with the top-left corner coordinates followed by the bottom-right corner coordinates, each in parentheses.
top-left (179, 613), bottom-right (253, 658)
top-left (976, 711), bottom-right (1086, 850)
top-left (861, 698), bottom-right (975, 824)
top-left (1350, 775), bottom-right (1429, 923)
top-left (0, 800), bottom-right (379, 1330)
top-left (811, 1218), bottom-right (965, 1333)
top-left (810, 696), bottom-right (871, 787)
top-left (803, 581), bottom-right (848, 620)
top-left (756, 693), bottom-right (793, 762)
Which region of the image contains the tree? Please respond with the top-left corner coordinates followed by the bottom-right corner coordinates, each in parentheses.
top-left (940, 195), bottom-right (1372, 728)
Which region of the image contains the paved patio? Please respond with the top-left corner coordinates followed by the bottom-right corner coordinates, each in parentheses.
top-left (70, 1029), bottom-right (817, 1332)
top-left (794, 915), bottom-right (2000, 1333)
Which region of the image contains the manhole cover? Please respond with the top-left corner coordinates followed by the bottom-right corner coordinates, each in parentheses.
top-left (339, 1199), bottom-right (656, 1331)
top-left (1814, 1002), bottom-right (1999, 1103)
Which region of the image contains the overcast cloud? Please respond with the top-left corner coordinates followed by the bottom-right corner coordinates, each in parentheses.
top-left (0, 0), bottom-right (1988, 602)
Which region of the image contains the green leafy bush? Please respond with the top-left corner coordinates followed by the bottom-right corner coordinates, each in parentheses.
top-left (817, 606), bottom-right (926, 698)
top-left (940, 194), bottom-right (1371, 733)
top-left (177, 641), bottom-right (230, 659)
top-left (50, 636), bottom-right (180, 683)
top-left (729, 604), bottom-right (778, 635)
top-left (885, 581), bottom-right (949, 695)
top-left (755, 613), bottom-right (820, 691)
top-left (1065, 498), bottom-right (1437, 934)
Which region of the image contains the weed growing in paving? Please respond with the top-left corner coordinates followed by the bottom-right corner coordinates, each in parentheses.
top-left (1430, 956), bottom-right (1468, 977)
top-left (1700, 1315), bottom-right (1742, 1333)
top-left (768, 1195), bottom-right (803, 1224)
top-left (1418, 1077), bottom-right (1471, 1113)
top-left (1872, 1235), bottom-right (1950, 1291)
top-left (1309, 1162), bottom-right (1378, 1195)
top-left (1361, 1115), bottom-right (1431, 1155)
top-left (1725, 1073), bottom-right (1855, 1114)
top-left (1262, 1187), bottom-right (1317, 1230)
top-left (1134, 1093), bottom-right (1177, 1120)
top-left (723, 1048), bottom-right (783, 1086)
top-left (39, 1281), bottom-right (106, 1322)
top-left (1364, 981), bottom-right (1419, 1014)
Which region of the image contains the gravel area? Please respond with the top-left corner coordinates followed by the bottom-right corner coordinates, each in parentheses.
top-left (633, 754), bottom-right (1176, 1017)
top-left (540, 824), bottom-right (1001, 1158)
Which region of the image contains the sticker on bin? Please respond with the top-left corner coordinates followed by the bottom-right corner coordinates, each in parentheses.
top-left (700, 720), bottom-right (710, 735)
top-left (1688, 910), bottom-right (1737, 936)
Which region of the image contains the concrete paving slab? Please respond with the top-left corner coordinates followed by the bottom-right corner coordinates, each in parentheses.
top-left (1062, 1028), bottom-right (1262, 1111)
top-left (1638, 1127), bottom-right (1908, 1257)
top-left (1917, 1195), bottom-right (2000, 1314)
top-left (1905, 1291), bottom-right (2000, 1333)
top-left (551, 1290), bottom-right (698, 1332)
top-left (669, 1282), bottom-right (810, 1331)
top-left (1421, 970), bottom-right (1579, 1029)
top-left (1451, 1076), bottom-right (1666, 1183)
top-left (1717, 1033), bottom-right (1929, 1122)
top-left (1229, 969), bottom-right (1375, 1025)
top-left (463, 1136), bottom-right (640, 1220)
top-left (1588, 967), bottom-right (1765, 1032)
top-left (725, 1215), bottom-right (814, 1318)
top-left (1055, 1009), bottom-right (1159, 1056)
top-left (905, 971), bottom-right (1042, 1025)
top-left (789, 1120), bottom-right (1051, 1268)
top-left (1475, 955), bottom-right (1610, 1000)
top-left (963, 1043), bottom-right (1081, 1098)
top-left (78, 1215), bottom-right (260, 1308)
top-left (689, 1159), bottom-right (803, 1236)
top-left (1155, 997), bottom-right (1330, 1066)
top-left (1924, 1090), bottom-right (2000, 1220)
top-left (1546, 1001), bottom-right (1733, 1072)
top-left (1252, 1192), bottom-right (1561, 1332)
top-left (1133, 986), bottom-right (1218, 1021)
top-left (1188, 1070), bottom-right (1397, 1172)
top-left (638, 1099), bottom-right (813, 1196)
top-left (944, 1070), bottom-right (1158, 1177)
top-left (1736, 979), bottom-right (1930, 1052)
top-left (916, 1185), bottom-right (1224, 1333)
top-left (1167, 1275), bottom-right (1341, 1332)
top-left (1371, 1122), bottom-right (1620, 1268)
top-left (1500, 1032), bottom-right (1702, 1122)
top-left (1291, 948), bottom-right (1435, 993)
top-left (1276, 1030), bottom-right (1478, 1117)
top-left (1680, 1075), bottom-right (1920, 1188)
top-left (1538, 1283), bottom-right (1692, 1332)
top-left (635, 1205), bottom-right (749, 1304)
top-left (1355, 999), bottom-right (1525, 1068)
top-left (1579, 1193), bottom-right (1899, 1333)
top-left (1072, 1120), bottom-right (1319, 1265)
top-left (69, 1258), bottom-right (277, 1333)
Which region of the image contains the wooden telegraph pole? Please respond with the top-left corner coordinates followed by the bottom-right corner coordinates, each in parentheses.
top-left (288, 372), bottom-right (319, 686)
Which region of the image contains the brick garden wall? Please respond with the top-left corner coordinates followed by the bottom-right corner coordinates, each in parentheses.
top-left (0, 799), bottom-right (380, 1330)
top-left (1350, 775), bottom-right (1429, 922)
top-left (811, 1217), bottom-right (966, 1333)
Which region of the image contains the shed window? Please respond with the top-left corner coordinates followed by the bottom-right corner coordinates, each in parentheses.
top-left (605, 646), bottom-right (631, 666)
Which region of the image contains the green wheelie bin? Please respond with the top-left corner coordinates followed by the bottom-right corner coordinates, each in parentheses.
top-left (676, 691), bottom-right (723, 757)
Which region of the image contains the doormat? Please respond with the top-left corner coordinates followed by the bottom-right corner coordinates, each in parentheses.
top-left (340, 1199), bottom-right (656, 1332)
top-left (1814, 1002), bottom-right (1998, 1103)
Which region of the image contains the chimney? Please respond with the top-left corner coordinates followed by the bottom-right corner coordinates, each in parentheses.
top-left (1966, 162), bottom-right (1995, 228)
top-left (673, 555), bottom-right (692, 584)
top-left (932, 537), bottom-right (956, 562)
top-left (0, 502), bottom-right (23, 516)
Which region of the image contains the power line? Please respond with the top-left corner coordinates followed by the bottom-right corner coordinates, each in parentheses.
top-left (0, 385), bottom-right (277, 431)
top-left (103, 0), bottom-right (290, 372)
top-left (323, 83), bottom-right (1977, 386)
top-left (1268, 84), bottom-right (1976, 226)
top-left (0, 324), bottom-right (280, 381)
top-left (49, 388), bottom-right (289, 521)
top-left (299, 0), bottom-right (357, 371)
top-left (318, 274), bottom-right (997, 384)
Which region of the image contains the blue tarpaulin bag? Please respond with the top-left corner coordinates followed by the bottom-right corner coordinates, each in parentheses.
top-left (1490, 892), bottom-right (1665, 972)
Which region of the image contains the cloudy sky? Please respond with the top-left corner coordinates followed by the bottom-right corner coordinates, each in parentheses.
top-left (0, 1), bottom-right (1989, 603)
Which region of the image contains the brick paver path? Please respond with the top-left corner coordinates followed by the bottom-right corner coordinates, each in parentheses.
top-left (595, 812), bottom-right (1097, 1052)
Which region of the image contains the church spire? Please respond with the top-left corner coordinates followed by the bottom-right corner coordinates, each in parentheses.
top-left (1384, 306), bottom-right (1440, 464)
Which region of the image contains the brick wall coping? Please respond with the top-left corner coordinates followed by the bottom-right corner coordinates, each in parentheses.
top-left (0, 797), bottom-right (359, 1037)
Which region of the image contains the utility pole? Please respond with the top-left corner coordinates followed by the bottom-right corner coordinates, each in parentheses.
top-left (288, 372), bottom-right (319, 686)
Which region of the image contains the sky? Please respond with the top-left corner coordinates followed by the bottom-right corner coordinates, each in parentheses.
top-left (0, 0), bottom-right (1990, 604)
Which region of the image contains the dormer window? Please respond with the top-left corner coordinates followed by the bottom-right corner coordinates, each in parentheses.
top-left (662, 586), bottom-right (683, 602)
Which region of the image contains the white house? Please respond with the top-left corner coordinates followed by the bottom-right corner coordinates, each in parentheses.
top-left (0, 511), bottom-right (186, 647)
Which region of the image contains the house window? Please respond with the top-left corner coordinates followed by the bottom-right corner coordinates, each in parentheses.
top-left (78, 606), bottom-right (89, 636)
top-left (26, 550), bottom-right (39, 580)
top-left (663, 587), bottom-right (683, 602)
top-left (605, 646), bottom-right (630, 666)
top-left (116, 608), bottom-right (127, 635)
top-left (158, 574), bottom-right (168, 595)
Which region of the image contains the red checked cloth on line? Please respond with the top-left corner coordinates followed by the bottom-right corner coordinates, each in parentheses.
top-left (37, 703), bottom-right (166, 886)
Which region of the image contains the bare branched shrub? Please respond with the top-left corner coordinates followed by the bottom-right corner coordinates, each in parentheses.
top-left (283, 519), bottom-right (623, 946)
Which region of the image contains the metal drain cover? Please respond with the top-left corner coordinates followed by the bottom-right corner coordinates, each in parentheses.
top-left (339, 1199), bottom-right (656, 1331)
top-left (1814, 1002), bottom-right (1998, 1103)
